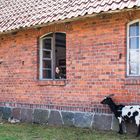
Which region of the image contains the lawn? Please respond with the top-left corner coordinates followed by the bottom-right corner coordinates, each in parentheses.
top-left (0, 123), bottom-right (139, 140)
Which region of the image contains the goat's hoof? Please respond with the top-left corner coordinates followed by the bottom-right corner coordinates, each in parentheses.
top-left (118, 131), bottom-right (123, 134)
top-left (136, 134), bottom-right (140, 137)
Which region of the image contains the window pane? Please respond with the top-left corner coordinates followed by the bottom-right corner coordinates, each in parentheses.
top-left (129, 37), bottom-right (139, 49)
top-left (43, 38), bottom-right (52, 50)
top-left (43, 60), bottom-right (51, 69)
top-left (43, 70), bottom-right (52, 79)
top-left (43, 51), bottom-right (51, 58)
top-left (55, 33), bottom-right (66, 79)
top-left (129, 22), bottom-right (139, 37)
top-left (129, 49), bottom-right (139, 75)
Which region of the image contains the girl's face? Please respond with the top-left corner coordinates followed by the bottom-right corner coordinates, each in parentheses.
top-left (56, 67), bottom-right (60, 74)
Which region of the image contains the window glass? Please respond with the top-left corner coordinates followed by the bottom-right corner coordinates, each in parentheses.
top-left (43, 60), bottom-right (52, 69)
top-left (43, 51), bottom-right (51, 58)
top-left (129, 37), bottom-right (139, 49)
top-left (129, 50), bottom-right (139, 75)
top-left (129, 22), bottom-right (139, 37)
top-left (43, 38), bottom-right (52, 50)
top-left (43, 70), bottom-right (52, 79)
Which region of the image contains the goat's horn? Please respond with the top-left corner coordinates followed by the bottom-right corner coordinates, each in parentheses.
top-left (107, 94), bottom-right (114, 97)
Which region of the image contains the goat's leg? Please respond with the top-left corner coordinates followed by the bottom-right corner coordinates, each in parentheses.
top-left (135, 117), bottom-right (140, 137)
top-left (118, 117), bottom-right (123, 134)
top-left (118, 123), bottom-right (123, 134)
top-left (136, 125), bottom-right (140, 137)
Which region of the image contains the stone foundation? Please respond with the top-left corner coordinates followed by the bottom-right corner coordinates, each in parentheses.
top-left (0, 106), bottom-right (137, 134)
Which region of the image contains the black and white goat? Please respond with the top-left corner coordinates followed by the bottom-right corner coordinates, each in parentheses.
top-left (101, 94), bottom-right (140, 137)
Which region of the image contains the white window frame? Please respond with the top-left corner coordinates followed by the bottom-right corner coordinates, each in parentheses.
top-left (39, 36), bottom-right (53, 80)
top-left (127, 19), bottom-right (140, 76)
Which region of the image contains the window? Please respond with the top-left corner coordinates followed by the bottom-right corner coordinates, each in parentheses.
top-left (40, 33), bottom-right (66, 80)
top-left (127, 20), bottom-right (140, 76)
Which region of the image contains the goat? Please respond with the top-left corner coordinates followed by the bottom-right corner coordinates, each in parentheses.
top-left (101, 94), bottom-right (140, 137)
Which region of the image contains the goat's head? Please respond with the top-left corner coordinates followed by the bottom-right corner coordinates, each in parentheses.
top-left (101, 94), bottom-right (114, 105)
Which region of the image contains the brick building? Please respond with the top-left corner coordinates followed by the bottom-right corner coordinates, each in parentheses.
top-left (0, 0), bottom-right (140, 130)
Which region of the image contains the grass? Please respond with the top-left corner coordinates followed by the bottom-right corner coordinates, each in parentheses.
top-left (0, 123), bottom-right (139, 140)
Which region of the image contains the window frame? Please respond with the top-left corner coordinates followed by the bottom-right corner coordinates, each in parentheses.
top-left (39, 32), bottom-right (66, 80)
top-left (127, 19), bottom-right (140, 77)
top-left (40, 36), bottom-right (53, 80)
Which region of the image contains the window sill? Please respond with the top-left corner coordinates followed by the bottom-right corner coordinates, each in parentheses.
top-left (124, 77), bottom-right (140, 85)
top-left (37, 80), bottom-right (66, 86)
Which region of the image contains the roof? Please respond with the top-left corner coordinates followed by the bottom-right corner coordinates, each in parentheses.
top-left (0, 0), bottom-right (140, 33)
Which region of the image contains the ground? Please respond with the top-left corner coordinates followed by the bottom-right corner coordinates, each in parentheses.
top-left (0, 123), bottom-right (139, 140)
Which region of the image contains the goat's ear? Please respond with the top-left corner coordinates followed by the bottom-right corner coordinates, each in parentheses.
top-left (108, 94), bottom-right (114, 97)
top-left (104, 94), bottom-right (114, 99)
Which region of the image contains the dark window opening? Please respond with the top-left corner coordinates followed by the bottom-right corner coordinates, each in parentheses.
top-left (55, 33), bottom-right (66, 79)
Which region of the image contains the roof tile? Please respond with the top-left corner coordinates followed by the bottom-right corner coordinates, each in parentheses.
top-left (0, 0), bottom-right (139, 33)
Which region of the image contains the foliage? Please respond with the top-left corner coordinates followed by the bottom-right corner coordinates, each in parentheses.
top-left (0, 123), bottom-right (138, 140)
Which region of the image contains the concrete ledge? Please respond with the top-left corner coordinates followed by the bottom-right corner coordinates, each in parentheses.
top-left (12, 108), bottom-right (21, 120)
top-left (61, 111), bottom-right (74, 127)
top-left (0, 106), bottom-right (137, 134)
top-left (48, 111), bottom-right (63, 126)
top-left (33, 109), bottom-right (49, 125)
top-left (21, 108), bottom-right (33, 122)
top-left (74, 112), bottom-right (93, 128)
top-left (93, 114), bottom-right (112, 130)
top-left (2, 107), bottom-right (11, 120)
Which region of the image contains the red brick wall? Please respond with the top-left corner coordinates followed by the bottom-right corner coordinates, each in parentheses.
top-left (0, 10), bottom-right (140, 113)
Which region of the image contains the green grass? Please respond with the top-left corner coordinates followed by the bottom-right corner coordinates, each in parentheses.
top-left (0, 123), bottom-right (139, 140)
